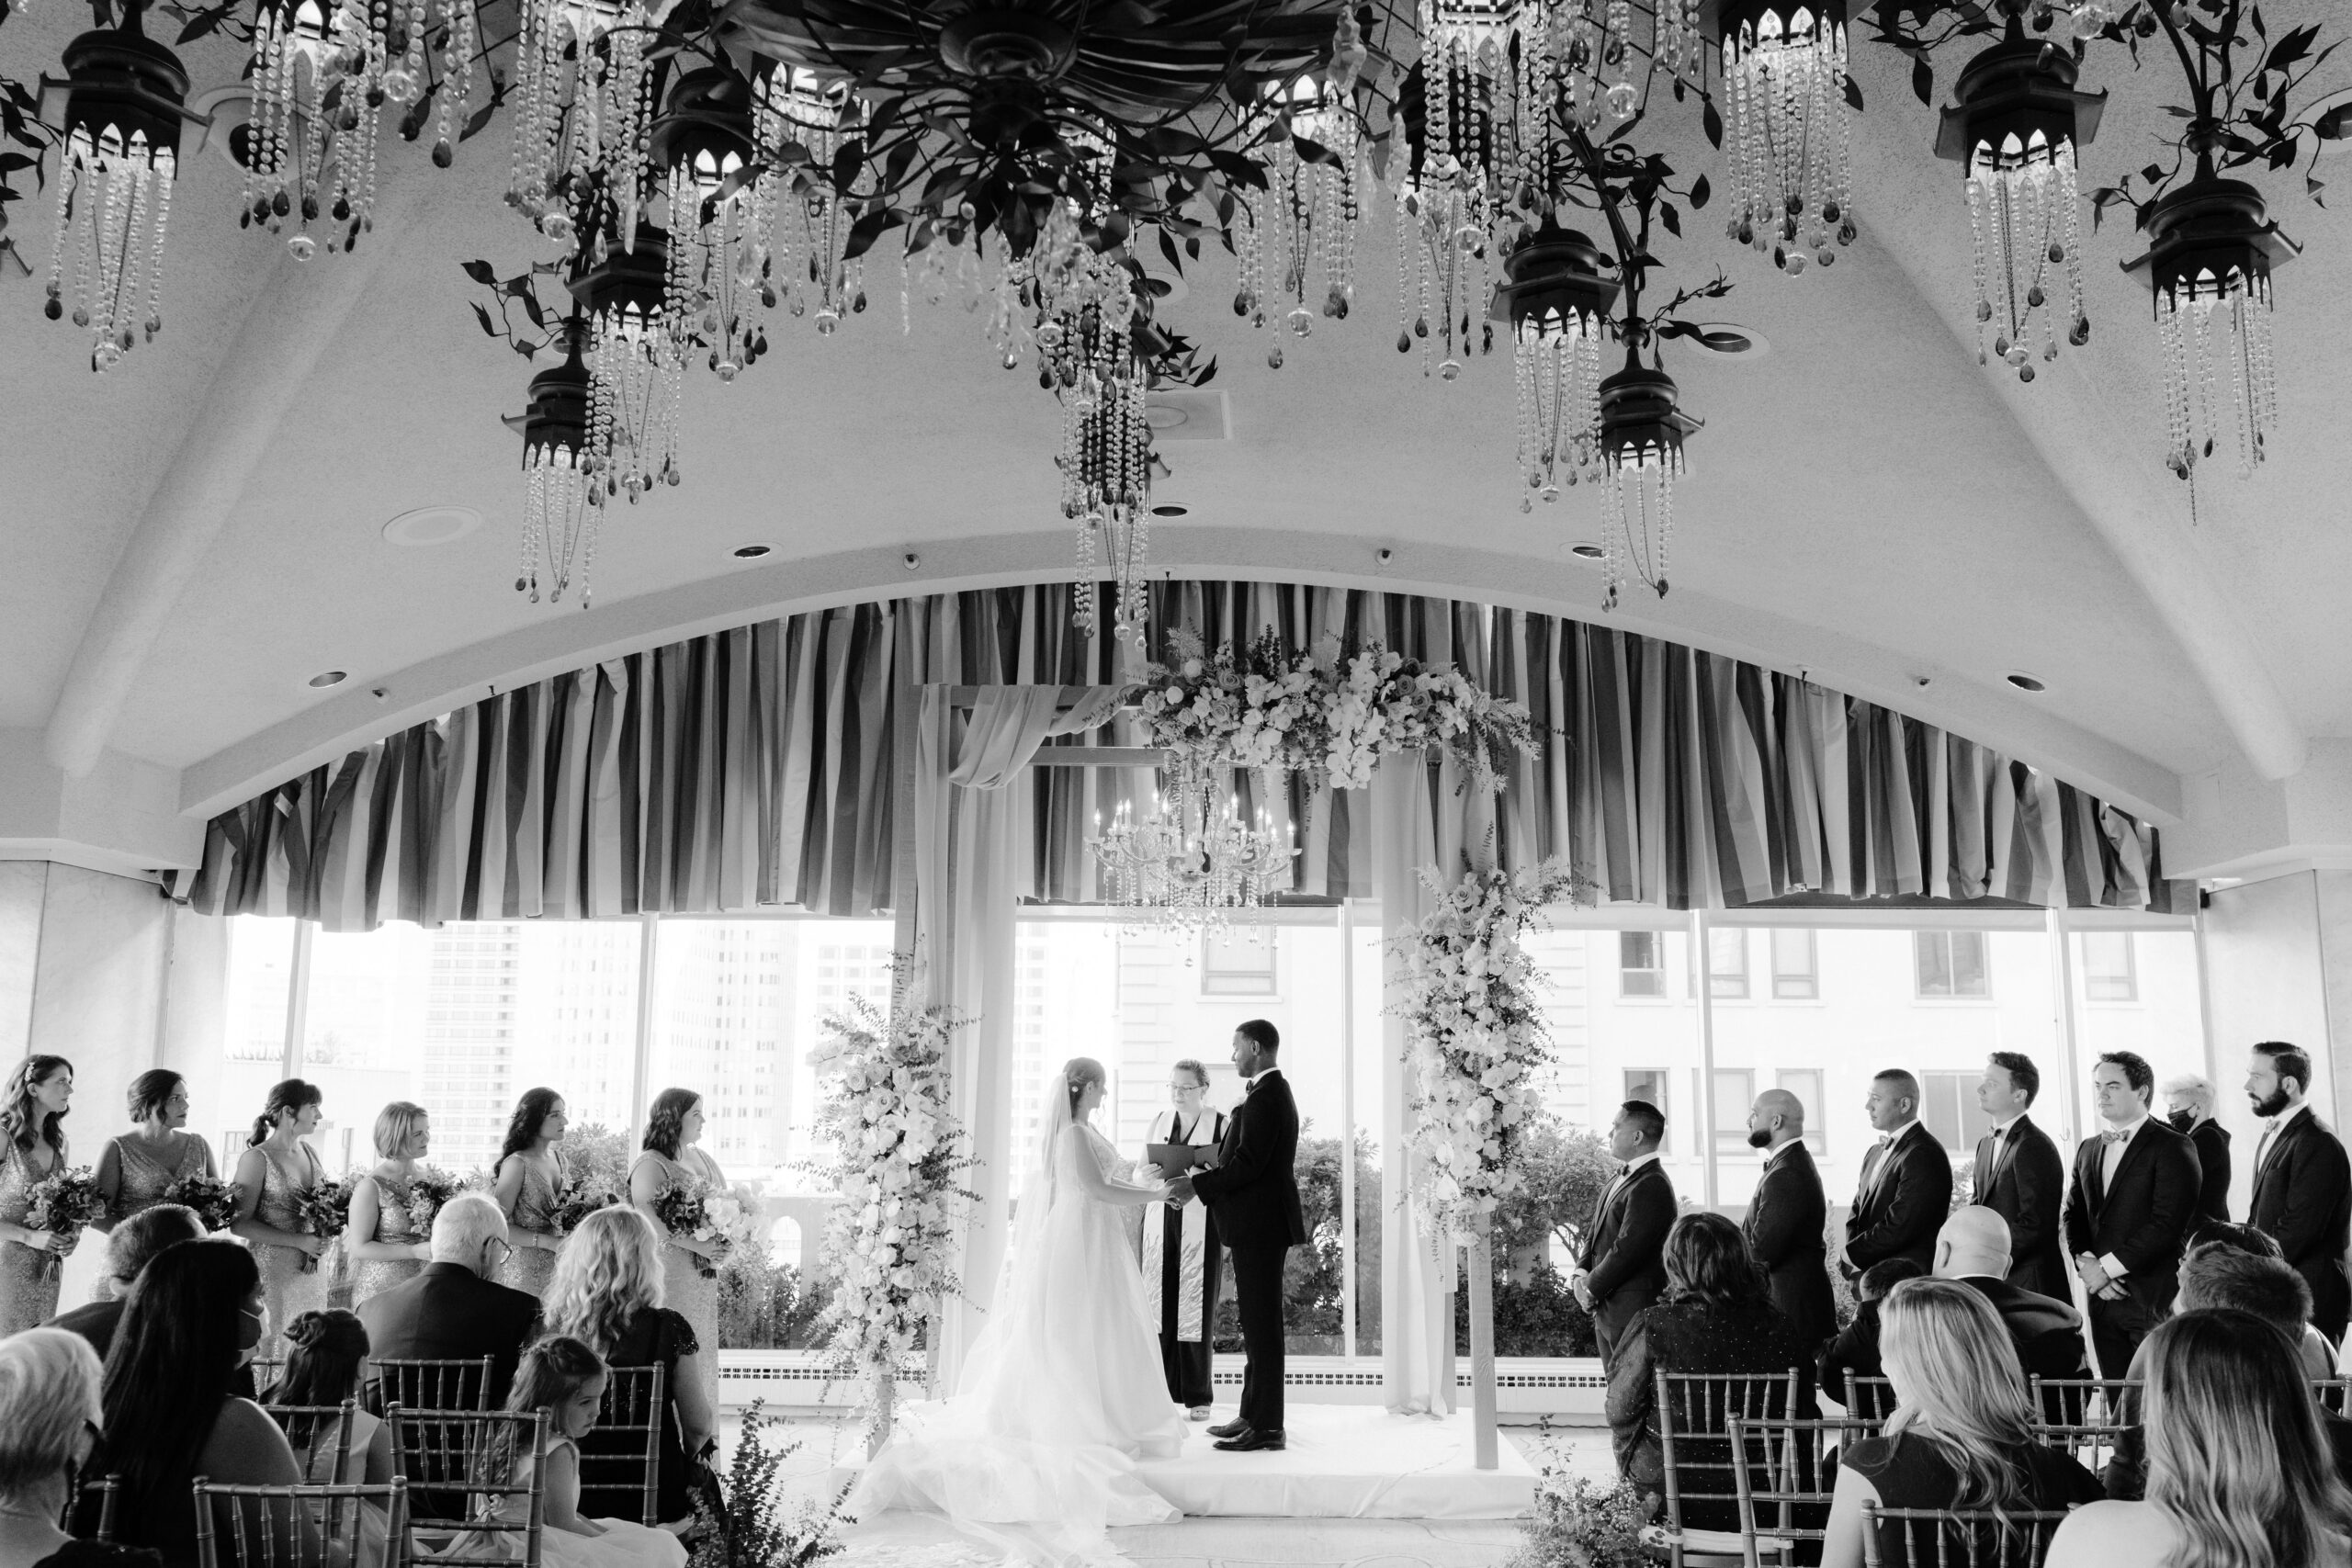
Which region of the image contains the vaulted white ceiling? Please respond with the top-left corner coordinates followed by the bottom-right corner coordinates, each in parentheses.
top-left (4, 1), bottom-right (2347, 859)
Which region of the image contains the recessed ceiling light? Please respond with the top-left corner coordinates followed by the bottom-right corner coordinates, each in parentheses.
top-left (1688, 322), bottom-right (1771, 358)
top-left (380, 505), bottom-right (483, 547)
top-left (1145, 403), bottom-right (1191, 432)
top-left (1566, 542), bottom-right (1606, 560)
top-left (307, 671), bottom-right (348, 690)
top-left (732, 544), bottom-right (774, 559)
top-left (2006, 671), bottom-right (2047, 694)
top-left (1151, 503), bottom-right (1189, 517)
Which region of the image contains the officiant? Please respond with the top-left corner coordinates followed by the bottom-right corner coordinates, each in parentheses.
top-left (1140, 1057), bottom-right (1228, 1419)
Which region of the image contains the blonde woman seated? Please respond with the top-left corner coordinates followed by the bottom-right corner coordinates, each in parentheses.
top-left (1822, 1278), bottom-right (2103, 1568)
top-left (2048, 1307), bottom-right (2352, 1568)
top-left (0, 1327), bottom-right (158, 1568)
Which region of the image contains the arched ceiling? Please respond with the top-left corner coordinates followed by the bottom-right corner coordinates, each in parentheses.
top-left (4, 1), bottom-right (2347, 848)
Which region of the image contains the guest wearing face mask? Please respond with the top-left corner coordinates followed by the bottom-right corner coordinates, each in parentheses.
top-left (2162, 1073), bottom-right (2232, 1227)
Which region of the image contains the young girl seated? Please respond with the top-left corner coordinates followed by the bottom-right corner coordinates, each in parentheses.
top-left (266, 1309), bottom-right (395, 1568)
top-left (498, 1337), bottom-right (688, 1568)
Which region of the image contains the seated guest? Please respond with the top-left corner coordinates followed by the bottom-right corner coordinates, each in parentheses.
top-left (45, 1205), bottom-right (202, 1366)
top-left (543, 1207), bottom-right (717, 1529)
top-left (0, 1327), bottom-right (159, 1568)
top-left (265, 1309), bottom-right (392, 1568)
top-left (1819, 1258), bottom-right (1923, 1410)
top-left (2182, 1221), bottom-right (2337, 1375)
top-left (2050, 1309), bottom-right (2352, 1568)
top-left (1931, 1206), bottom-right (2091, 1384)
top-left (89, 1240), bottom-right (308, 1568)
top-left (356, 1193), bottom-right (541, 1408)
top-left (1823, 1279), bottom-right (2104, 1568)
top-left (2103, 1246), bottom-right (2352, 1498)
top-left (1605, 1212), bottom-right (1817, 1529)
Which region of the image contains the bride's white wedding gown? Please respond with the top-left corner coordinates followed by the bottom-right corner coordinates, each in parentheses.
top-left (850, 1117), bottom-right (1189, 1564)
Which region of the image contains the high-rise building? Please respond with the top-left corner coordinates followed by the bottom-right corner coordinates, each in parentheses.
top-left (653, 922), bottom-right (797, 1170)
top-left (421, 926), bottom-right (522, 1172)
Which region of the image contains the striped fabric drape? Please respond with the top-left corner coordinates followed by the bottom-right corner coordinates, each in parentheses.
top-left (172, 581), bottom-right (2171, 929)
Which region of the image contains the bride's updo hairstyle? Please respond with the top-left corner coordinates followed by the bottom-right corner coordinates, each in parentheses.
top-left (1062, 1058), bottom-right (1106, 1119)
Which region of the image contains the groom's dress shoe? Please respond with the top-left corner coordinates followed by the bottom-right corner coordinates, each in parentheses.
top-left (1206, 1418), bottom-right (1248, 1438)
top-left (1215, 1428), bottom-right (1285, 1452)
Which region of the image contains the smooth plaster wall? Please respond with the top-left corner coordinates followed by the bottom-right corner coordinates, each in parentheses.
top-left (2201, 872), bottom-right (2345, 1220)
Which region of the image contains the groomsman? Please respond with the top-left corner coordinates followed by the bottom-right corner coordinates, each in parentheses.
top-left (2163, 1073), bottom-right (2233, 1226)
top-left (1741, 1089), bottom-right (1838, 1349)
top-left (1572, 1100), bottom-right (1675, 1371)
top-left (2064, 1051), bottom-right (2202, 1379)
top-left (1842, 1070), bottom-right (1953, 1280)
top-left (2245, 1040), bottom-right (2352, 1346)
top-left (1972, 1052), bottom-right (2070, 1300)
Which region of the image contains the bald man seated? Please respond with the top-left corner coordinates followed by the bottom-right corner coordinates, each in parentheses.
top-left (1934, 1205), bottom-right (2092, 1389)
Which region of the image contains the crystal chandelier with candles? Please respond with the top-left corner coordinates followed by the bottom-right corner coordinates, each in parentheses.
top-left (651, 65), bottom-right (777, 380)
top-left (514, 321), bottom-right (604, 605)
top-left (2124, 171), bottom-right (2296, 480)
top-left (41, 13), bottom-right (188, 371)
top-left (1715, 0), bottom-right (1854, 276)
top-left (757, 65), bottom-right (865, 333)
top-left (507, 0), bottom-right (655, 243)
top-left (1235, 67), bottom-right (1363, 367)
top-left (1935, 17), bottom-right (2104, 379)
top-left (1088, 763), bottom-right (1295, 935)
top-left (1498, 219), bottom-right (1621, 508)
top-left (568, 224), bottom-right (684, 499)
top-left (1594, 353), bottom-right (1701, 608)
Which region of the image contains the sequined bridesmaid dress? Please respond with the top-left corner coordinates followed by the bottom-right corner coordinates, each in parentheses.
top-left (347, 1171), bottom-right (424, 1310)
top-left (0, 1142), bottom-right (61, 1334)
top-left (633, 1149), bottom-right (720, 1408)
top-left (501, 1152), bottom-right (562, 1298)
top-left (110, 1131), bottom-right (212, 1224)
top-left (254, 1142), bottom-right (329, 1354)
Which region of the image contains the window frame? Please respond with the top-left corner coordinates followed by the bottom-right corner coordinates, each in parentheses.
top-left (1711, 1067), bottom-right (1755, 1153)
top-left (1620, 931), bottom-right (1668, 1000)
top-left (1200, 930), bottom-right (1280, 997)
top-left (1770, 928), bottom-right (1819, 1000)
top-left (2081, 931), bottom-right (2138, 1004)
top-left (1707, 928), bottom-right (1750, 1001)
top-left (1914, 930), bottom-right (1993, 1001)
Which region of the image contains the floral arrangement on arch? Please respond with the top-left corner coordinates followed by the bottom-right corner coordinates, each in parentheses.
top-left (805, 985), bottom-right (977, 1436)
top-left (1129, 628), bottom-right (1539, 792)
top-left (1393, 857), bottom-right (1592, 1241)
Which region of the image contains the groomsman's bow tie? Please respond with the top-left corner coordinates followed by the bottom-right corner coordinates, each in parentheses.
top-left (1615, 1163), bottom-right (1632, 1178)
top-left (2101, 1127), bottom-right (2132, 1145)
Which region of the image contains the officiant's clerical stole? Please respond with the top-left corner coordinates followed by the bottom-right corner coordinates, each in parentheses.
top-left (1142, 1106), bottom-right (1227, 1343)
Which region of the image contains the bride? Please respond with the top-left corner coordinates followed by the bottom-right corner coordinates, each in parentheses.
top-left (850, 1056), bottom-right (1190, 1563)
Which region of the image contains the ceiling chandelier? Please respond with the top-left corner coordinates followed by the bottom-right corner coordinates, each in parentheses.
top-left (569, 223), bottom-right (684, 500)
top-left (651, 65), bottom-right (778, 381)
top-left (1714, 0), bottom-right (1856, 276)
top-left (1594, 355), bottom-right (1702, 606)
top-left (506, 0), bottom-right (656, 243)
top-left (1236, 70), bottom-right (1364, 368)
top-left (760, 65), bottom-right (865, 333)
top-left (1499, 219), bottom-right (1620, 507)
top-left (1088, 761), bottom-right (1295, 935)
top-left (514, 321), bottom-right (602, 605)
top-left (1934, 16), bottom-right (2104, 380)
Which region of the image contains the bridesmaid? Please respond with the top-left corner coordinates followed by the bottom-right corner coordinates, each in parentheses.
top-left (230, 1078), bottom-right (330, 1354)
top-left (628, 1088), bottom-right (724, 1407)
top-left (1139, 1057), bottom-right (1227, 1420)
top-left (345, 1101), bottom-right (435, 1310)
top-left (95, 1068), bottom-right (217, 1235)
top-left (0, 1055), bottom-right (79, 1334)
top-left (492, 1088), bottom-right (571, 1297)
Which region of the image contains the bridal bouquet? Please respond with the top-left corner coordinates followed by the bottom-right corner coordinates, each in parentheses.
top-left (548, 1176), bottom-right (615, 1236)
top-left (653, 1185), bottom-right (731, 1280)
top-left (1393, 858), bottom-right (1590, 1240)
top-left (162, 1172), bottom-right (241, 1231)
top-left (21, 1166), bottom-right (103, 1279)
top-left (291, 1176), bottom-right (355, 1273)
top-left (403, 1166), bottom-right (465, 1235)
top-left (807, 988), bottom-right (976, 1438)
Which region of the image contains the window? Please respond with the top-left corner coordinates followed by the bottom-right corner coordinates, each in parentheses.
top-left (1776, 1068), bottom-right (1828, 1154)
top-left (1915, 931), bottom-right (1991, 998)
top-left (1708, 929), bottom-right (1748, 999)
top-left (1918, 1070), bottom-right (1995, 1153)
top-left (1200, 931), bottom-right (1277, 996)
top-left (2082, 931), bottom-right (2137, 1002)
top-left (1621, 931), bottom-right (1666, 998)
top-left (1770, 929), bottom-right (1818, 999)
top-left (1712, 1069), bottom-right (1754, 1151)
top-left (1623, 1068), bottom-right (1670, 1152)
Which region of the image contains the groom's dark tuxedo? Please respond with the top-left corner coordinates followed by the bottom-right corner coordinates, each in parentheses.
top-left (1191, 1068), bottom-right (1306, 1438)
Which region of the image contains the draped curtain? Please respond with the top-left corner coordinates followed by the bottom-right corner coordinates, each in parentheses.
top-left (173, 581), bottom-right (2173, 927)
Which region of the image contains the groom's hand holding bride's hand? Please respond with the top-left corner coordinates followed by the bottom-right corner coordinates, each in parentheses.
top-left (1165, 1177), bottom-right (1196, 1206)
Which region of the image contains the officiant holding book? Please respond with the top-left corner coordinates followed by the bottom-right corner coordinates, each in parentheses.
top-left (1139, 1057), bottom-right (1229, 1418)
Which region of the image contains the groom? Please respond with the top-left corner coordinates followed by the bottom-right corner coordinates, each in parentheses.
top-left (1173, 1019), bottom-right (1306, 1452)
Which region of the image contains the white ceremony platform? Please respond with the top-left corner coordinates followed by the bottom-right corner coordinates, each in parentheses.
top-left (832, 1404), bottom-right (1536, 1521)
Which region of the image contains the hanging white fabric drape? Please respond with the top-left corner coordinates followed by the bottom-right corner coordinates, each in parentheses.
top-left (913, 683), bottom-right (1125, 1389)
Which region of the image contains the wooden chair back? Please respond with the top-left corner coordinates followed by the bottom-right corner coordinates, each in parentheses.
top-left (2313, 1376), bottom-right (2349, 1416)
top-left (1858, 1502), bottom-right (2075, 1567)
top-left (189, 1476), bottom-right (409, 1568)
top-left (576, 1362), bottom-right (666, 1528)
top-left (385, 1405), bottom-right (547, 1568)
top-left (62, 1472), bottom-right (119, 1541)
top-left (1840, 1373), bottom-right (1898, 1421)
top-left (374, 1357), bottom-right (497, 1416)
top-left (2026, 1377), bottom-right (2139, 1427)
top-left (1657, 1370), bottom-right (1803, 1567)
top-left (259, 1399), bottom-right (360, 1488)
top-left (2030, 1421), bottom-right (2127, 1477)
top-left (1729, 1416), bottom-right (1879, 1568)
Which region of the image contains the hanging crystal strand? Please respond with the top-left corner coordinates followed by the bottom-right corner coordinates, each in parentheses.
top-left (2157, 290), bottom-right (2192, 479)
top-left (430, 0), bottom-right (476, 168)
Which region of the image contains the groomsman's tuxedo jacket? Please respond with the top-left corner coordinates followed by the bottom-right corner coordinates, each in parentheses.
top-left (1843, 1122), bottom-right (1952, 1279)
top-left (2250, 1103), bottom-right (2352, 1345)
top-left (1190, 1071), bottom-right (1307, 1248)
top-left (2063, 1116), bottom-right (2201, 1374)
top-left (2187, 1117), bottom-right (2233, 1225)
top-left (1577, 1156), bottom-right (1676, 1364)
top-left (1972, 1112), bottom-right (2070, 1300)
top-left (1742, 1140), bottom-right (1838, 1349)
